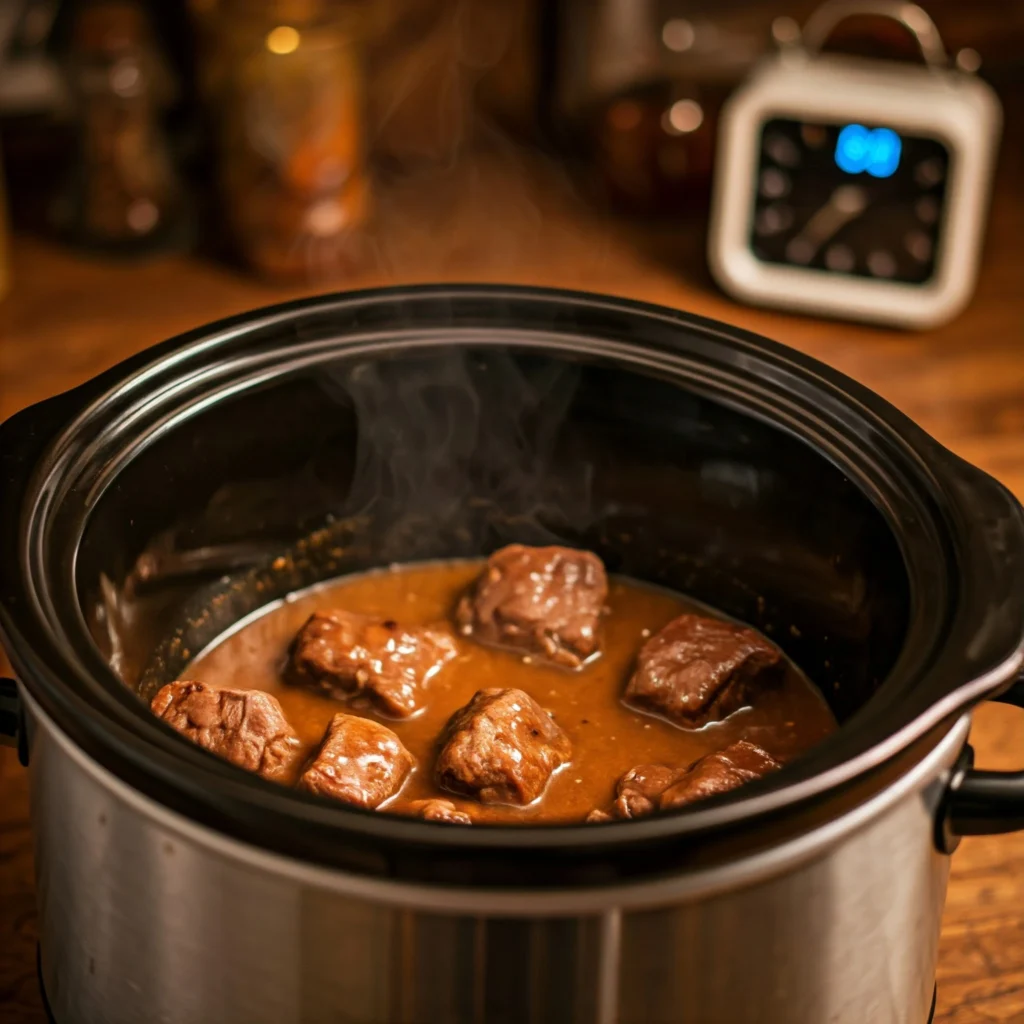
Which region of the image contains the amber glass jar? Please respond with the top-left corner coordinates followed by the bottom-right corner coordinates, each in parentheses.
top-left (208, 0), bottom-right (370, 280)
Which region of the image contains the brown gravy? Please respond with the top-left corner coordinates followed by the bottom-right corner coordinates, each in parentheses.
top-left (190, 560), bottom-right (836, 824)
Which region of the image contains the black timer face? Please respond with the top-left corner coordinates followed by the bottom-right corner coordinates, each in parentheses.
top-left (750, 118), bottom-right (950, 285)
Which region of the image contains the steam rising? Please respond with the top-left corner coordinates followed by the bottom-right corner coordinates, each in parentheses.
top-left (327, 348), bottom-right (594, 558)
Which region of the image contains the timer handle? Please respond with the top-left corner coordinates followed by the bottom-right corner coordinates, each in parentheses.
top-left (793, 0), bottom-right (949, 69)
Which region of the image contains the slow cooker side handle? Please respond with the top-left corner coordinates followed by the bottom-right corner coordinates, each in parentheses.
top-left (927, 445), bottom-right (1024, 852)
top-left (0, 677), bottom-right (28, 766)
top-left (1, 383), bottom-right (117, 774)
top-left (937, 676), bottom-right (1024, 852)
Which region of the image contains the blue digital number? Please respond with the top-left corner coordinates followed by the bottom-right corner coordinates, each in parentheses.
top-left (835, 124), bottom-right (902, 178)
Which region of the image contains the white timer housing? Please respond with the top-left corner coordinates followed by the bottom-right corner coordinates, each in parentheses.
top-left (709, 46), bottom-right (1002, 329)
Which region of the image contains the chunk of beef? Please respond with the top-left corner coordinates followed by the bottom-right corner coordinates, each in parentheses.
top-left (456, 545), bottom-right (607, 668)
top-left (435, 688), bottom-right (572, 805)
top-left (585, 766), bottom-right (686, 822)
top-left (151, 680), bottom-right (301, 782)
top-left (298, 713), bottom-right (414, 808)
top-left (289, 610), bottom-right (457, 718)
top-left (588, 740), bottom-right (780, 821)
top-left (624, 613), bottom-right (783, 726)
top-left (613, 763), bottom-right (686, 819)
top-left (406, 799), bottom-right (473, 824)
top-left (659, 740), bottom-right (780, 810)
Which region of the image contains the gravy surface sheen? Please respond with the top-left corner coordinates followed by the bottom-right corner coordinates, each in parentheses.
top-left (190, 561), bottom-right (836, 824)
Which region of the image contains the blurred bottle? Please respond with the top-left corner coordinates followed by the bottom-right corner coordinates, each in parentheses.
top-left (205, 0), bottom-right (370, 281)
top-left (593, 7), bottom-right (762, 216)
top-left (50, 0), bottom-right (187, 254)
top-left (545, 0), bottom-right (764, 216)
top-left (593, 78), bottom-right (717, 216)
top-left (0, 148), bottom-right (9, 300)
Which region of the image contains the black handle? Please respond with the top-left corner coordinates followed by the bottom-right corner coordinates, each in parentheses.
top-left (0, 676), bottom-right (28, 766)
top-left (937, 672), bottom-right (1024, 853)
top-left (949, 764), bottom-right (1024, 837)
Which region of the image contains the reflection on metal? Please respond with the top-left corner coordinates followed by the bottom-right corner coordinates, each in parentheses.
top-left (597, 908), bottom-right (622, 1024)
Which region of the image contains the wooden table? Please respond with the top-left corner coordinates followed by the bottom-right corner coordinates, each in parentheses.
top-left (1, 135), bottom-right (1022, 1022)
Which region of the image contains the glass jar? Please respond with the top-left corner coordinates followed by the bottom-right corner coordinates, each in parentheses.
top-left (209, 0), bottom-right (370, 280)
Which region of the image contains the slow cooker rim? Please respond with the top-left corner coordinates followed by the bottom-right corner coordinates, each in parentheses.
top-left (2, 284), bottom-right (1023, 873)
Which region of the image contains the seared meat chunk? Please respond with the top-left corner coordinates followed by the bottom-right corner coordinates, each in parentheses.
top-left (584, 766), bottom-right (683, 822)
top-left (456, 545), bottom-right (607, 668)
top-left (151, 680), bottom-right (301, 782)
top-left (612, 763), bottom-right (686, 819)
top-left (588, 740), bottom-right (780, 821)
top-left (289, 610), bottom-right (457, 718)
top-left (298, 713), bottom-right (414, 808)
top-left (406, 799), bottom-right (473, 824)
top-left (435, 688), bottom-right (572, 805)
top-left (625, 613), bottom-right (783, 726)
top-left (660, 740), bottom-right (780, 810)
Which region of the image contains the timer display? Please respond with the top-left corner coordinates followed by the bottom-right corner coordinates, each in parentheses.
top-left (834, 124), bottom-right (901, 178)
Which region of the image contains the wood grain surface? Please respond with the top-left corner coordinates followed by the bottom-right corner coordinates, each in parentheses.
top-left (1, 125), bottom-right (1022, 1022)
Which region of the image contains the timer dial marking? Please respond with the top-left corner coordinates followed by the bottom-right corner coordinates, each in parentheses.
top-left (825, 244), bottom-right (855, 272)
top-left (905, 230), bottom-right (933, 262)
top-left (867, 250), bottom-right (897, 277)
top-left (916, 196), bottom-right (939, 224)
top-left (915, 158), bottom-right (945, 187)
top-left (755, 204), bottom-right (794, 236)
top-left (764, 133), bottom-right (801, 168)
top-left (760, 168), bottom-right (790, 199)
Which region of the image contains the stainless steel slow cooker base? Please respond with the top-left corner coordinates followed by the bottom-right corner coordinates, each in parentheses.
top-left (28, 689), bottom-right (966, 1024)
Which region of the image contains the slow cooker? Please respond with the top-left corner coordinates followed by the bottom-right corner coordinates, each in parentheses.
top-left (1, 286), bottom-right (1022, 1024)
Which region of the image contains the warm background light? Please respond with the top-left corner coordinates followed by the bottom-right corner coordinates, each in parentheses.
top-left (266, 25), bottom-right (300, 55)
top-left (664, 98), bottom-right (703, 135)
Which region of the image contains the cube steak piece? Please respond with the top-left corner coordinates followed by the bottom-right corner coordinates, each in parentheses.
top-left (298, 713), bottom-right (414, 809)
top-left (611, 763), bottom-right (687, 820)
top-left (435, 688), bottom-right (572, 805)
top-left (455, 544), bottom-right (608, 668)
top-left (660, 740), bottom-right (781, 809)
top-left (586, 740), bottom-right (780, 821)
top-left (289, 609), bottom-right (457, 718)
top-left (151, 680), bottom-right (301, 782)
top-left (624, 613), bottom-right (784, 726)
